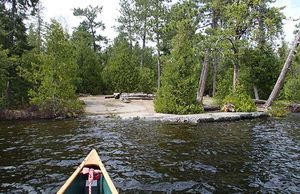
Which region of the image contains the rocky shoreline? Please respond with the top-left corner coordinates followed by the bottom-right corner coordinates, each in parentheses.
top-left (0, 109), bottom-right (55, 120)
top-left (1, 96), bottom-right (271, 122)
top-left (86, 112), bottom-right (269, 123)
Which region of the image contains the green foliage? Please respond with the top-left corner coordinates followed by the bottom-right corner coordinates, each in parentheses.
top-left (154, 20), bottom-right (203, 114)
top-left (0, 46), bottom-right (9, 108)
top-left (24, 20), bottom-right (82, 116)
top-left (72, 28), bottom-right (104, 95)
top-left (73, 5), bottom-right (105, 52)
top-left (0, 2), bottom-right (37, 108)
top-left (102, 35), bottom-right (139, 93)
top-left (0, 0), bottom-right (290, 118)
top-left (267, 101), bottom-right (288, 117)
top-left (223, 86), bottom-right (256, 112)
top-left (138, 67), bottom-right (155, 93)
top-left (283, 77), bottom-right (300, 103)
top-left (241, 46), bottom-right (281, 99)
top-left (216, 69), bottom-right (233, 100)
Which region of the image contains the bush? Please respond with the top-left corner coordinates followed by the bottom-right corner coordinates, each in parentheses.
top-left (223, 87), bottom-right (256, 112)
top-left (267, 101), bottom-right (288, 117)
top-left (283, 77), bottom-right (300, 103)
top-left (154, 89), bottom-right (203, 114)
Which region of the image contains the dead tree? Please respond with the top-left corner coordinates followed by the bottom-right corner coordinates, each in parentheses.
top-left (197, 50), bottom-right (209, 104)
top-left (265, 30), bottom-right (300, 108)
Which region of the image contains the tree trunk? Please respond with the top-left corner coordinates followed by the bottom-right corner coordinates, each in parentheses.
top-left (37, 2), bottom-right (43, 52)
top-left (91, 27), bottom-right (97, 52)
top-left (212, 58), bottom-right (218, 97)
top-left (6, 0), bottom-right (17, 107)
top-left (265, 30), bottom-right (300, 108)
top-left (11, 0), bottom-right (17, 43)
top-left (233, 62), bottom-right (238, 92)
top-left (197, 50), bottom-right (209, 104)
top-left (253, 85), bottom-right (259, 100)
top-left (156, 24), bottom-right (161, 88)
top-left (128, 12), bottom-right (133, 50)
top-left (141, 21), bottom-right (147, 67)
top-left (157, 46), bottom-right (161, 88)
top-left (5, 81), bottom-right (11, 107)
top-left (211, 9), bottom-right (219, 97)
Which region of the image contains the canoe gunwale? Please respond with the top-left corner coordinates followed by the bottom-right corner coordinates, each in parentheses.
top-left (57, 149), bottom-right (118, 194)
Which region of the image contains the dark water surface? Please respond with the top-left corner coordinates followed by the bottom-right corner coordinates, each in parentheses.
top-left (0, 114), bottom-right (300, 193)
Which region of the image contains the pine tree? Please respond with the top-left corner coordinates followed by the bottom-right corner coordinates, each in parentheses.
top-left (73, 5), bottom-right (106, 52)
top-left (117, 0), bottom-right (136, 49)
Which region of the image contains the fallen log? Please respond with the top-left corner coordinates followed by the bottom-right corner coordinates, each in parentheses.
top-left (253, 99), bottom-right (267, 104)
top-left (104, 95), bottom-right (115, 99)
top-left (203, 105), bottom-right (220, 111)
top-left (120, 93), bottom-right (154, 100)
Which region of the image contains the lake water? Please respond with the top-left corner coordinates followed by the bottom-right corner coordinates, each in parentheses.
top-left (0, 114), bottom-right (299, 193)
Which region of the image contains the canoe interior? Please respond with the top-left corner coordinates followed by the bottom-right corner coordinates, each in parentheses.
top-left (64, 164), bottom-right (112, 194)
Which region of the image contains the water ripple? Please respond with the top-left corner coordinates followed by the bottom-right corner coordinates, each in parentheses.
top-left (0, 116), bottom-right (299, 193)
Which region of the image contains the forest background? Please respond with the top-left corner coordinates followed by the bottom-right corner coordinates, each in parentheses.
top-left (1, 0), bottom-right (300, 116)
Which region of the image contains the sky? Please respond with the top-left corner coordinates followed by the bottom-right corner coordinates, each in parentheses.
top-left (40, 0), bottom-right (300, 44)
top-left (41, 0), bottom-right (120, 44)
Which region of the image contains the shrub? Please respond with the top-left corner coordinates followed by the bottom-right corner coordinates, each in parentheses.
top-left (283, 77), bottom-right (300, 103)
top-left (154, 89), bottom-right (204, 114)
top-left (223, 87), bottom-right (256, 112)
top-left (267, 101), bottom-right (288, 117)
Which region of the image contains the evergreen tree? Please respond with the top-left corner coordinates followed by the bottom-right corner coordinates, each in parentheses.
top-left (102, 34), bottom-right (139, 93)
top-left (72, 27), bottom-right (104, 94)
top-left (133, 0), bottom-right (151, 66)
top-left (25, 20), bottom-right (81, 116)
top-left (117, 0), bottom-right (136, 49)
top-left (0, 46), bottom-right (10, 108)
top-left (73, 5), bottom-right (106, 52)
top-left (148, 0), bottom-right (170, 88)
top-left (154, 20), bottom-right (203, 114)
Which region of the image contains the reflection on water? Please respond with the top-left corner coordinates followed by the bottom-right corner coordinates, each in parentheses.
top-left (0, 114), bottom-right (299, 193)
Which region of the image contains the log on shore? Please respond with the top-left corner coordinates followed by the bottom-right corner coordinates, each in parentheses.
top-left (104, 95), bottom-right (115, 99)
top-left (253, 99), bottom-right (267, 104)
top-left (120, 93), bottom-right (155, 100)
top-left (203, 105), bottom-right (220, 111)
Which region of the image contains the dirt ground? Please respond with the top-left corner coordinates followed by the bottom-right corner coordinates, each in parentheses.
top-left (80, 95), bottom-right (155, 115)
top-left (79, 95), bottom-right (218, 115)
